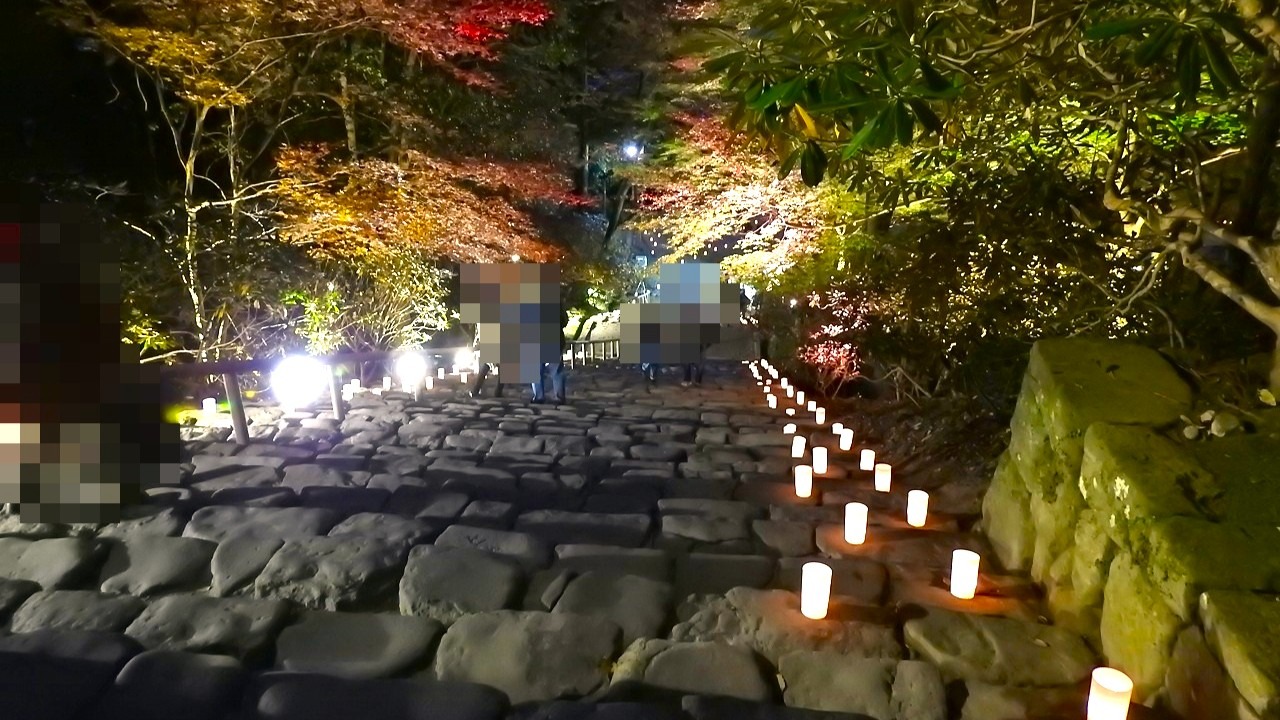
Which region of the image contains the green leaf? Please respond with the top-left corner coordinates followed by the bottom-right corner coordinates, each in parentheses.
top-left (1084, 18), bottom-right (1158, 40)
top-left (1135, 22), bottom-right (1180, 66)
top-left (896, 0), bottom-right (916, 36)
top-left (918, 60), bottom-right (950, 93)
top-left (799, 140), bottom-right (828, 187)
top-left (778, 147), bottom-right (802, 180)
top-left (702, 51), bottom-right (746, 74)
top-left (906, 98), bottom-right (942, 134)
top-left (1176, 33), bottom-right (1202, 103)
top-left (1208, 12), bottom-right (1269, 55)
top-left (873, 49), bottom-right (895, 84)
top-left (1200, 29), bottom-right (1243, 91)
top-left (895, 100), bottom-right (914, 144)
top-left (843, 107), bottom-right (888, 159)
top-left (749, 77), bottom-right (803, 111)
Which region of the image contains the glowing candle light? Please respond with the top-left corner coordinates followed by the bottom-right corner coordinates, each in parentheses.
top-left (202, 398), bottom-right (216, 415)
top-left (784, 423), bottom-right (797, 434)
top-left (839, 429), bottom-right (854, 451)
top-left (437, 368), bottom-right (445, 380)
top-left (791, 436), bottom-right (807, 458)
top-left (786, 386), bottom-right (795, 398)
top-left (807, 400), bottom-right (817, 412)
top-left (907, 490), bottom-right (929, 527)
top-left (860, 449), bottom-right (876, 471)
top-left (815, 408), bottom-right (826, 425)
top-left (874, 463), bottom-right (892, 492)
top-left (796, 390), bottom-right (805, 405)
top-left (812, 447), bottom-right (828, 474)
top-left (950, 549), bottom-right (981, 600)
top-left (382, 376), bottom-right (392, 391)
top-left (425, 376), bottom-right (434, 390)
top-left (786, 408), bottom-right (796, 416)
top-left (372, 387), bottom-right (383, 396)
top-left (845, 502), bottom-right (868, 544)
top-left (794, 465), bottom-right (813, 498)
top-left (460, 371), bottom-right (469, 385)
top-left (781, 378), bottom-right (789, 388)
top-left (1087, 668), bottom-right (1134, 720)
top-left (767, 395), bottom-right (777, 409)
top-left (350, 378), bottom-right (361, 390)
top-left (832, 422), bottom-right (844, 434)
top-left (800, 562), bottom-right (832, 619)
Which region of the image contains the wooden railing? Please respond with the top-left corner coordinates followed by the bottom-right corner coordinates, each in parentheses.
top-left (565, 338), bottom-right (622, 368)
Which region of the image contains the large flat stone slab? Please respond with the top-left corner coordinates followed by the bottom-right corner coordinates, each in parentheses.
top-left (0, 629), bottom-right (143, 720)
top-left (90, 649), bottom-right (246, 720)
top-left (672, 588), bottom-right (902, 665)
top-left (553, 572), bottom-right (674, 645)
top-left (0, 577), bottom-right (41, 621)
top-left (516, 511), bottom-right (652, 548)
top-left (610, 639), bottom-right (773, 702)
top-left (275, 611), bottom-right (443, 680)
top-left (124, 593), bottom-right (290, 661)
top-left (10, 589), bottom-right (147, 633)
top-left (98, 537), bottom-right (215, 596)
top-left (434, 524), bottom-right (552, 570)
top-left (253, 536), bottom-right (407, 610)
top-left (554, 545), bottom-right (672, 583)
top-left (210, 534), bottom-right (285, 597)
top-left (182, 506), bottom-right (340, 543)
top-left (254, 673), bottom-right (508, 720)
top-left (0, 536), bottom-right (108, 589)
top-left (400, 545), bottom-right (524, 622)
top-left (433, 610), bottom-right (622, 704)
top-left (328, 512), bottom-right (440, 550)
top-left (902, 608), bottom-right (1094, 686)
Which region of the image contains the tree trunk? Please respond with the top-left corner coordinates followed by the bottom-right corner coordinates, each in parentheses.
top-left (1235, 59), bottom-right (1280, 236)
top-left (339, 70), bottom-right (358, 158)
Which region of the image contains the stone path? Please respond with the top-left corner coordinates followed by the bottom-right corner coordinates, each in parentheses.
top-left (0, 363), bottom-right (1102, 720)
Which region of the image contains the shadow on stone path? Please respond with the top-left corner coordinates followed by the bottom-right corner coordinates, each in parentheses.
top-left (0, 363), bottom-right (1101, 720)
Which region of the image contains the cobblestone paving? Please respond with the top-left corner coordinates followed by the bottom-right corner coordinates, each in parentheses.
top-left (0, 363), bottom-right (1101, 720)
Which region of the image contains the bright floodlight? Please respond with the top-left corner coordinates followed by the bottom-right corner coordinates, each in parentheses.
top-left (271, 355), bottom-right (330, 410)
top-left (622, 142), bottom-right (641, 159)
top-left (395, 352), bottom-right (428, 386)
top-left (454, 348), bottom-right (478, 372)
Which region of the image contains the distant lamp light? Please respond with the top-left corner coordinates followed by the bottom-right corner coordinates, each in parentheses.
top-left (271, 355), bottom-right (330, 411)
top-left (394, 352), bottom-right (428, 390)
top-left (623, 141), bottom-right (641, 159)
top-left (511, 254), bottom-right (521, 262)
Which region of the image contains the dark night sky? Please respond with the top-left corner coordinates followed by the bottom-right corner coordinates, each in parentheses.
top-left (1, 0), bottom-right (151, 189)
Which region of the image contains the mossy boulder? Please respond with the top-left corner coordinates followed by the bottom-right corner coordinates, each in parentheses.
top-left (1100, 552), bottom-right (1186, 701)
top-left (1190, 413), bottom-right (1280, 526)
top-left (982, 452), bottom-right (1034, 572)
top-left (1078, 424), bottom-right (1214, 549)
top-left (1200, 590), bottom-right (1280, 718)
top-left (1028, 482), bottom-right (1084, 582)
top-left (1141, 517), bottom-right (1280, 620)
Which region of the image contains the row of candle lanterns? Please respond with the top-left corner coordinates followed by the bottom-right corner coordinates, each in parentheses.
top-left (748, 359), bottom-right (1133, 719)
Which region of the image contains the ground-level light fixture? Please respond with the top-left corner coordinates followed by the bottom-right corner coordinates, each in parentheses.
top-left (845, 502), bottom-right (868, 545)
top-left (394, 352), bottom-right (428, 391)
top-left (950, 549), bottom-right (980, 600)
top-left (271, 355), bottom-right (330, 411)
top-left (800, 562), bottom-right (832, 619)
top-left (1088, 668), bottom-right (1134, 720)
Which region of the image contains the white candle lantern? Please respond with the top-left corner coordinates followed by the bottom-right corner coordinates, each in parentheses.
top-left (786, 408), bottom-right (796, 416)
top-left (950, 549), bottom-right (980, 600)
top-left (839, 429), bottom-right (854, 451)
top-left (437, 367), bottom-right (446, 379)
top-left (812, 447), bottom-right (828, 474)
top-left (845, 502), bottom-right (868, 545)
top-left (859, 448), bottom-right (876, 471)
top-left (907, 490), bottom-right (929, 527)
top-left (786, 386), bottom-right (795, 398)
top-left (460, 371), bottom-right (469, 385)
top-left (794, 465), bottom-right (813, 498)
top-left (791, 436), bottom-right (807, 458)
top-left (784, 423), bottom-right (797, 434)
top-left (1087, 668), bottom-right (1133, 720)
top-left (874, 463), bottom-right (892, 492)
top-left (425, 376), bottom-right (434, 390)
top-left (780, 378), bottom-right (789, 388)
top-left (350, 378), bottom-right (361, 390)
top-left (800, 562), bottom-right (832, 619)
top-left (372, 388), bottom-right (383, 396)
top-left (815, 408), bottom-right (826, 425)
top-left (382, 376), bottom-right (392, 391)
top-left (796, 390), bottom-right (805, 405)
top-left (832, 422), bottom-right (844, 435)
top-left (767, 395), bottom-right (777, 409)
top-left (202, 398), bottom-right (216, 415)
top-left (807, 400), bottom-right (816, 411)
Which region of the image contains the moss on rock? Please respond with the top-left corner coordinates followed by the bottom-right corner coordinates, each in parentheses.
top-left (982, 452), bottom-right (1034, 572)
top-left (1142, 517), bottom-right (1280, 620)
top-left (1100, 552), bottom-right (1186, 701)
top-left (1200, 590), bottom-right (1280, 719)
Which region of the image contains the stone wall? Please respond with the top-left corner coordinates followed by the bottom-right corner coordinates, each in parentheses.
top-left (982, 337), bottom-right (1280, 719)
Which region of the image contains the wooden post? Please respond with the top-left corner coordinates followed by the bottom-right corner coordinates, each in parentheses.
top-left (223, 372), bottom-right (250, 446)
top-left (329, 365), bottom-right (345, 421)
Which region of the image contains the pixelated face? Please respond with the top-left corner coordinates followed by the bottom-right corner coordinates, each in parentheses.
top-left (460, 263), bottom-right (562, 382)
top-left (621, 262), bottom-right (741, 365)
top-left (0, 192), bottom-right (180, 525)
